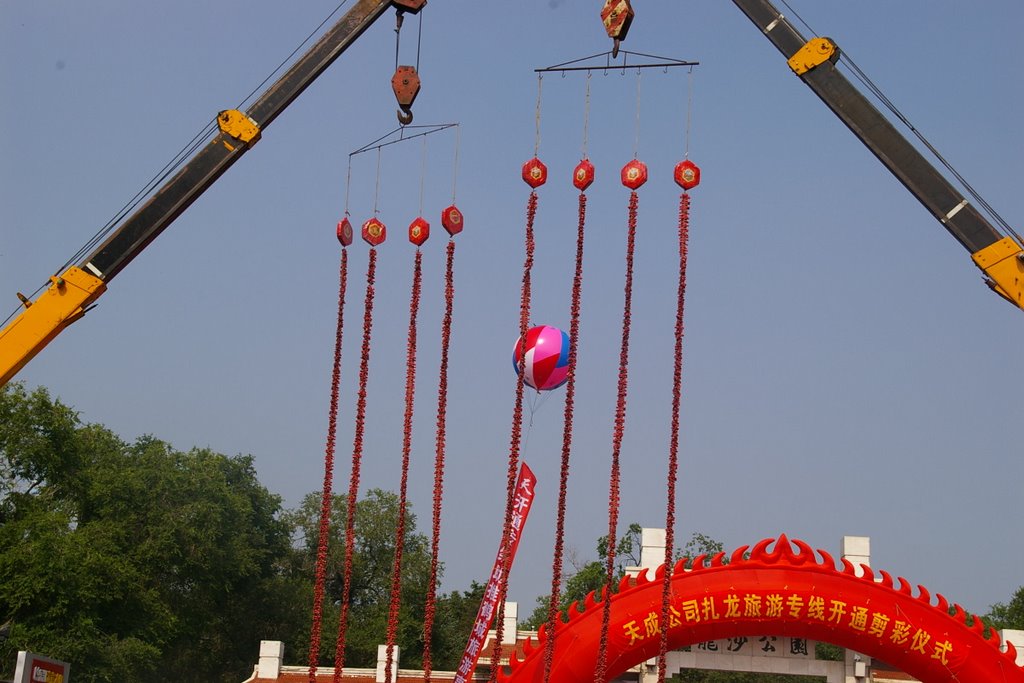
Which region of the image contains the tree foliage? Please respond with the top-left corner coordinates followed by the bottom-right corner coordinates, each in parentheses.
top-left (0, 383), bottom-right (490, 680)
top-left (0, 383), bottom-right (298, 682)
top-left (285, 488), bottom-right (433, 668)
top-left (986, 586), bottom-right (1024, 630)
top-left (522, 525), bottom-right (728, 630)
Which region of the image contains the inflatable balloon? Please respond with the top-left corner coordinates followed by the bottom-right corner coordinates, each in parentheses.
top-left (512, 325), bottom-right (570, 391)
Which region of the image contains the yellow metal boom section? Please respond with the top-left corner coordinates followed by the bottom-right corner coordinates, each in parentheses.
top-left (972, 237), bottom-right (1024, 309)
top-left (0, 267), bottom-right (106, 385)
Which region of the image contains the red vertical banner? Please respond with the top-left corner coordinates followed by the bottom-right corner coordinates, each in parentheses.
top-left (454, 463), bottom-right (538, 683)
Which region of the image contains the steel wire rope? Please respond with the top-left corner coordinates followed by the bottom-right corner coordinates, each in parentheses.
top-left (421, 133), bottom-right (460, 682)
top-left (596, 68), bottom-right (647, 683)
top-left (0, 123), bottom-right (213, 330)
top-left (6, 0), bottom-right (354, 327)
top-left (839, 54), bottom-right (1021, 243)
top-left (778, 0), bottom-right (1019, 243)
top-left (654, 68), bottom-right (697, 682)
top-left (68, 0), bottom-right (354, 274)
top-left (542, 86), bottom-right (591, 683)
top-left (490, 82), bottom-right (544, 682)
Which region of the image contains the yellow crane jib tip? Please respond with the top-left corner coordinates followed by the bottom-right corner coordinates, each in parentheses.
top-left (972, 237), bottom-right (1024, 309)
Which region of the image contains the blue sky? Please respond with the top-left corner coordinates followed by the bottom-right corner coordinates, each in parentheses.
top-left (3, 0), bottom-right (1023, 627)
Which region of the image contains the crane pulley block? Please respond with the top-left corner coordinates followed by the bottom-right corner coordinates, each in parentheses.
top-left (601, 0), bottom-right (634, 41)
top-left (392, 66), bottom-right (421, 124)
top-left (392, 0), bottom-right (426, 13)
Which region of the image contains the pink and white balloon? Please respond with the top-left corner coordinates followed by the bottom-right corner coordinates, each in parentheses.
top-left (512, 325), bottom-right (571, 391)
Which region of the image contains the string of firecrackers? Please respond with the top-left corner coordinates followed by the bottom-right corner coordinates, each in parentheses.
top-left (307, 246), bottom-right (349, 681)
top-left (382, 249), bottom-right (424, 683)
top-left (490, 165), bottom-right (541, 683)
top-left (422, 238), bottom-right (457, 680)
top-left (502, 536), bottom-right (1024, 683)
top-left (330, 150), bottom-right (464, 681)
top-left (541, 160), bottom-right (593, 683)
top-left (334, 245), bottom-right (377, 680)
top-left (594, 158), bottom-right (645, 683)
top-left (656, 167), bottom-right (697, 683)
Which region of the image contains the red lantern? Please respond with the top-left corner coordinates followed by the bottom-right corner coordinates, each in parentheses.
top-left (620, 159), bottom-right (647, 189)
top-left (336, 217), bottom-right (353, 246)
top-left (408, 216), bottom-right (429, 246)
top-left (674, 160), bottom-right (701, 190)
top-left (441, 205), bottom-right (464, 236)
top-left (573, 159), bottom-right (595, 191)
top-left (361, 217), bottom-right (387, 246)
top-left (522, 157), bottom-right (548, 188)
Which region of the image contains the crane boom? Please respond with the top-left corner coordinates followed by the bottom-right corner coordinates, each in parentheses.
top-left (0, 0), bottom-right (419, 386)
top-left (732, 0), bottom-right (1024, 310)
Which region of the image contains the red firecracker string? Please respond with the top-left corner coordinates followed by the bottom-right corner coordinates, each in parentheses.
top-left (384, 250), bottom-right (423, 683)
top-left (595, 190), bottom-right (638, 683)
top-left (543, 192), bottom-right (587, 683)
top-left (308, 248), bottom-right (349, 682)
top-left (422, 240), bottom-right (456, 682)
top-left (334, 247), bottom-right (378, 682)
top-left (490, 190), bottom-right (537, 682)
top-left (657, 192), bottom-right (690, 683)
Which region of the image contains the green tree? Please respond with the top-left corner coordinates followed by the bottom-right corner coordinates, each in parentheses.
top-left (428, 581), bottom-right (487, 670)
top-left (521, 523), bottom-right (648, 629)
top-left (0, 383), bottom-right (298, 683)
top-left (986, 586), bottom-right (1024, 630)
top-left (284, 488), bottom-right (433, 669)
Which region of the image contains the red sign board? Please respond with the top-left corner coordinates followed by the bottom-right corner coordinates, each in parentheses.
top-left (14, 652), bottom-right (70, 683)
top-left (454, 462), bottom-right (537, 683)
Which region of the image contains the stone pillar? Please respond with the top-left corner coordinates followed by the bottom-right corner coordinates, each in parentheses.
top-left (257, 640), bottom-right (284, 680)
top-left (1002, 630), bottom-right (1024, 667)
top-left (640, 528), bottom-right (667, 572)
top-left (376, 644), bottom-right (400, 683)
top-left (841, 536), bottom-right (870, 577)
top-left (840, 538), bottom-right (871, 682)
top-left (502, 601), bottom-right (519, 645)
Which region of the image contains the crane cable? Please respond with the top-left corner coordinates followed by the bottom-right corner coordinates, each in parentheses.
top-left (46, 1), bottom-right (355, 283)
top-left (778, 0), bottom-right (1020, 245)
top-left (422, 127), bottom-right (461, 682)
top-left (656, 67), bottom-right (695, 683)
top-left (839, 54), bottom-right (1022, 245)
top-left (542, 73), bottom-right (592, 683)
top-left (2, 0), bottom-right (350, 327)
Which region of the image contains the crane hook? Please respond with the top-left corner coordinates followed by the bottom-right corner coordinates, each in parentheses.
top-left (397, 106), bottom-right (414, 125)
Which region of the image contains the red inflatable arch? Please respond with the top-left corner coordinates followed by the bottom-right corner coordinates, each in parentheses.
top-left (501, 535), bottom-right (1024, 683)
